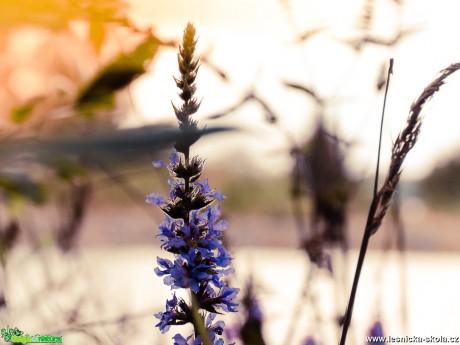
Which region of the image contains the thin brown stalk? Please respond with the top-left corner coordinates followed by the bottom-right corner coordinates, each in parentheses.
top-left (370, 62), bottom-right (460, 235)
top-left (374, 58), bottom-right (394, 197)
top-left (339, 62), bottom-right (460, 345)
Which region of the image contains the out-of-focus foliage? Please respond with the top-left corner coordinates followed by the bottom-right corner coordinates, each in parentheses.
top-left (76, 33), bottom-right (165, 114)
top-left (0, 173), bottom-right (46, 206)
top-left (49, 158), bottom-right (89, 182)
top-left (291, 121), bottom-right (354, 269)
top-left (0, 125), bottom-right (232, 161)
top-left (0, 0), bottom-right (233, 261)
top-left (0, 0), bottom-right (159, 125)
top-left (0, 0), bottom-right (129, 34)
top-left (421, 158), bottom-right (460, 208)
top-left (0, 0), bottom-right (177, 256)
top-left (10, 101), bottom-right (37, 124)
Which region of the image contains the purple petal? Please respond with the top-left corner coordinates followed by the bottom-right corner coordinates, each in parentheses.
top-left (173, 334), bottom-right (190, 345)
top-left (157, 257), bottom-right (173, 269)
top-left (212, 191), bottom-right (225, 201)
top-left (146, 192), bottom-right (168, 205)
top-left (215, 247), bottom-right (234, 267)
top-left (213, 220), bottom-right (228, 231)
top-left (220, 267), bottom-right (235, 276)
top-left (152, 160), bottom-right (166, 168)
top-left (169, 152), bottom-right (179, 165)
top-left (169, 238), bottom-right (187, 248)
top-left (164, 276), bottom-right (176, 287)
top-left (198, 178), bottom-right (212, 193)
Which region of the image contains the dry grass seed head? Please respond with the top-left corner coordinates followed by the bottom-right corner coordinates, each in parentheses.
top-left (370, 62), bottom-right (460, 235)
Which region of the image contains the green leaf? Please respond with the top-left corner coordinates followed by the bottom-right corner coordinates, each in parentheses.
top-left (10, 103), bottom-right (35, 124)
top-left (76, 34), bottom-right (163, 114)
top-left (47, 159), bottom-right (88, 182)
top-left (0, 174), bottom-right (47, 205)
top-left (0, 125), bottom-right (234, 159)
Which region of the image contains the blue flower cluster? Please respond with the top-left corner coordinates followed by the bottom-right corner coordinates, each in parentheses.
top-left (147, 152), bottom-right (239, 344)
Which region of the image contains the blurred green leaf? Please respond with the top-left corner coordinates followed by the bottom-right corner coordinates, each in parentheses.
top-left (76, 34), bottom-right (163, 114)
top-left (10, 103), bottom-right (35, 124)
top-left (0, 125), bottom-right (234, 159)
top-left (0, 173), bottom-right (47, 205)
top-left (48, 159), bottom-right (88, 182)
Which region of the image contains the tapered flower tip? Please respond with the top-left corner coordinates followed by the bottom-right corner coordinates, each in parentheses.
top-left (183, 22), bottom-right (197, 48)
top-left (185, 22), bottom-right (196, 34)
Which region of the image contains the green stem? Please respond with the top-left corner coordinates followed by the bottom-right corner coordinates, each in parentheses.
top-left (191, 293), bottom-right (212, 345)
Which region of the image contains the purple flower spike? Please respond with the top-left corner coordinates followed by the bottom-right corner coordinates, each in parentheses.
top-left (149, 23), bottom-right (237, 344)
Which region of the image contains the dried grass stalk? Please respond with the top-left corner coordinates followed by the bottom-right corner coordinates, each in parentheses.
top-left (370, 62), bottom-right (460, 234)
top-left (340, 62), bottom-right (460, 345)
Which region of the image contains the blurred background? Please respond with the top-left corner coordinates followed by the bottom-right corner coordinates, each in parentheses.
top-left (1, 0), bottom-right (460, 344)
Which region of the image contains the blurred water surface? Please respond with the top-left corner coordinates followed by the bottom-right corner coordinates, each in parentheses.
top-left (2, 246), bottom-right (460, 344)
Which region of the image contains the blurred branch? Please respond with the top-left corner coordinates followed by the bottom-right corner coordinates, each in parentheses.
top-left (341, 28), bottom-right (419, 51)
top-left (292, 27), bottom-right (328, 43)
top-left (206, 91), bottom-right (276, 123)
top-left (56, 180), bottom-right (92, 252)
top-left (201, 46), bottom-right (229, 82)
top-left (284, 82), bottom-right (325, 106)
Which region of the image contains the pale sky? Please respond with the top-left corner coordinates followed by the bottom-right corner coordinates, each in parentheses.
top-left (125, 0), bottom-right (460, 180)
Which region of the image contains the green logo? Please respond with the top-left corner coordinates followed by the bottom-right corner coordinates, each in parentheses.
top-left (1, 326), bottom-right (62, 344)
